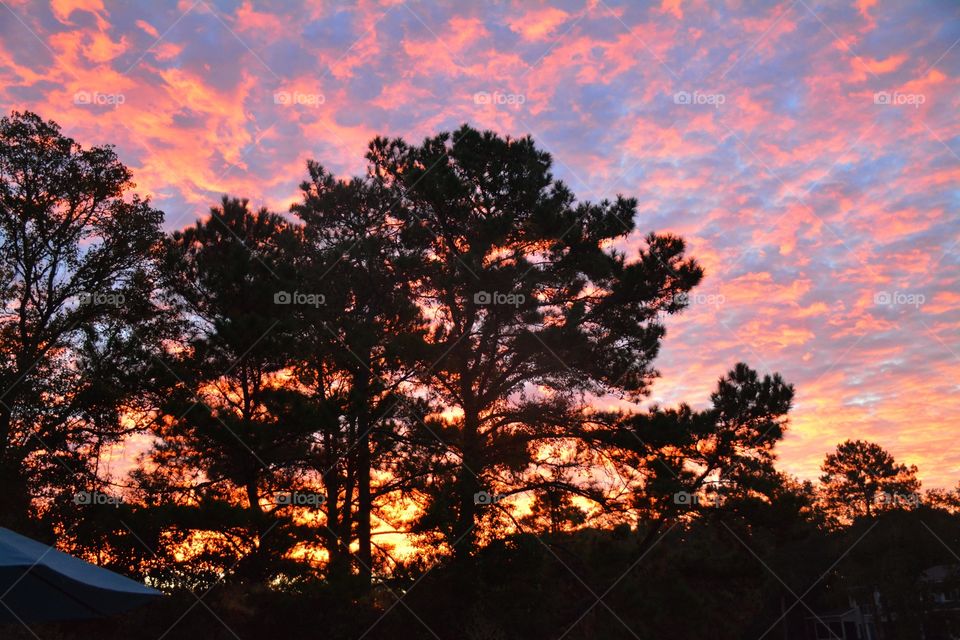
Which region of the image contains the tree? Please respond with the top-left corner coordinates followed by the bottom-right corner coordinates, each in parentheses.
top-left (0, 111), bottom-right (164, 535)
top-left (602, 362), bottom-right (794, 553)
top-left (819, 439), bottom-right (920, 523)
top-left (519, 483), bottom-right (587, 535)
top-left (134, 197), bottom-right (314, 584)
top-left (289, 161), bottom-right (429, 584)
top-left (366, 125), bottom-right (703, 560)
top-left (925, 483), bottom-right (960, 512)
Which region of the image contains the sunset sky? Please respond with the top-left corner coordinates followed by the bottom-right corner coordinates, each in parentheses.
top-left (1, 0), bottom-right (957, 487)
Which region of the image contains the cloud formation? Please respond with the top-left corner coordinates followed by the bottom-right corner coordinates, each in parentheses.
top-left (1, 0), bottom-right (957, 486)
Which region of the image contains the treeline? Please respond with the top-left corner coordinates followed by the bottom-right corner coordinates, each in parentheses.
top-left (2, 111), bottom-right (958, 640)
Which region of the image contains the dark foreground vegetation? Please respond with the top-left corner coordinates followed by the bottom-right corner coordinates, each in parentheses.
top-left (1, 111), bottom-right (957, 639)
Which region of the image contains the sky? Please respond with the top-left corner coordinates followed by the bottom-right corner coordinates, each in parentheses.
top-left (0, 0), bottom-right (958, 488)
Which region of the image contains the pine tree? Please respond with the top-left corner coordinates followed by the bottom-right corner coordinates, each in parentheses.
top-left (136, 197), bottom-right (313, 584)
top-left (290, 161), bottom-right (429, 584)
top-left (819, 439), bottom-right (920, 523)
top-left (366, 125), bottom-right (703, 560)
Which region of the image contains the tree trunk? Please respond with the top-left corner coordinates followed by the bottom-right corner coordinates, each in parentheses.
top-left (244, 476), bottom-right (268, 582)
top-left (323, 461), bottom-right (351, 584)
top-left (0, 404), bottom-right (12, 523)
top-left (0, 403), bottom-right (11, 461)
top-left (355, 366), bottom-right (373, 584)
top-left (453, 410), bottom-right (480, 563)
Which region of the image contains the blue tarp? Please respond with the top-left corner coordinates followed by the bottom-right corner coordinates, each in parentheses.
top-left (0, 527), bottom-right (161, 623)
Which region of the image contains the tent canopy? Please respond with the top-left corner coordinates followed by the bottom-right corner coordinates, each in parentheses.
top-left (0, 527), bottom-right (161, 624)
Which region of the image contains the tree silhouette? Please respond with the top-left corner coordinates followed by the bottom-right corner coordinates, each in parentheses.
top-left (601, 362), bottom-right (794, 554)
top-left (1, 111), bottom-right (955, 640)
top-left (519, 482), bottom-right (587, 535)
top-left (0, 111), bottom-right (164, 535)
top-left (134, 197), bottom-right (312, 584)
top-left (365, 125), bottom-right (703, 560)
top-left (819, 439), bottom-right (921, 523)
top-left (289, 161), bottom-right (429, 584)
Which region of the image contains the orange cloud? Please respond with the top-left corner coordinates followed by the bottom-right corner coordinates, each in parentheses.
top-left (507, 7), bottom-right (571, 41)
top-left (851, 53), bottom-right (908, 81)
